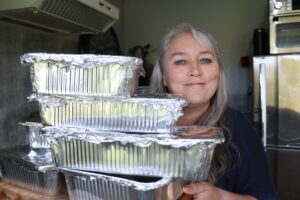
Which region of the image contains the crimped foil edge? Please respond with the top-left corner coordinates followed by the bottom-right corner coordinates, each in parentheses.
top-left (30, 94), bottom-right (188, 133)
top-left (20, 53), bottom-right (143, 70)
top-left (42, 126), bottom-right (223, 148)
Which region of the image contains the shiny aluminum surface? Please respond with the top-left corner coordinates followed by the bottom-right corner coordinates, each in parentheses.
top-left (34, 94), bottom-right (187, 133)
top-left (44, 126), bottom-right (224, 181)
top-left (20, 53), bottom-right (143, 97)
top-left (0, 147), bottom-right (66, 195)
top-left (61, 168), bottom-right (183, 200)
top-left (253, 55), bottom-right (300, 146)
top-left (20, 122), bottom-right (49, 148)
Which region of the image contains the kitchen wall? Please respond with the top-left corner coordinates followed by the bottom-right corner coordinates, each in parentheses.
top-left (110, 0), bottom-right (124, 52)
top-left (0, 0), bottom-right (267, 148)
top-left (117, 0), bottom-right (269, 113)
top-left (0, 21), bottom-right (78, 149)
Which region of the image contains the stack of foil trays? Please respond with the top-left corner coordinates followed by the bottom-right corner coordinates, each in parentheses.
top-left (16, 53), bottom-right (224, 200)
top-left (41, 126), bottom-right (223, 200)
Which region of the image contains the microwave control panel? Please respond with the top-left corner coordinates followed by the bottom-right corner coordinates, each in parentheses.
top-left (269, 0), bottom-right (297, 16)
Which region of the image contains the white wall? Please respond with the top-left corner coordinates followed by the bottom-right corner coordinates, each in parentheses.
top-left (116, 0), bottom-right (269, 113)
top-left (0, 21), bottom-right (78, 149)
top-left (108, 0), bottom-right (125, 53)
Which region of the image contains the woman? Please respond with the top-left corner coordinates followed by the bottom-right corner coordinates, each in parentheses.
top-left (150, 23), bottom-right (278, 200)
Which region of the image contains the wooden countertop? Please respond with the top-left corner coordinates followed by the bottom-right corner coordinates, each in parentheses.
top-left (0, 182), bottom-right (69, 200)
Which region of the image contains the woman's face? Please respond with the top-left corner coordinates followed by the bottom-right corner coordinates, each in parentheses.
top-left (162, 32), bottom-right (220, 109)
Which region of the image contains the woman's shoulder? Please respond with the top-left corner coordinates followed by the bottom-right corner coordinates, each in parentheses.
top-left (223, 106), bottom-right (260, 143)
top-left (224, 106), bottom-right (248, 120)
top-left (224, 106), bottom-right (253, 129)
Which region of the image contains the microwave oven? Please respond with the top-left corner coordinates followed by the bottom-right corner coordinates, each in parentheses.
top-left (270, 0), bottom-right (300, 54)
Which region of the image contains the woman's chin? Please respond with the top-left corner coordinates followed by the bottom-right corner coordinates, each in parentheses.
top-left (186, 100), bottom-right (209, 109)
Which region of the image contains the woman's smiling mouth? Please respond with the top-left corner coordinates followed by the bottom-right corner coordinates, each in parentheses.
top-left (185, 82), bottom-right (205, 86)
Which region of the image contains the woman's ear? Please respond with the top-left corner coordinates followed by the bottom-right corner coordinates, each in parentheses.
top-left (163, 75), bottom-right (167, 87)
top-left (162, 74), bottom-right (167, 86)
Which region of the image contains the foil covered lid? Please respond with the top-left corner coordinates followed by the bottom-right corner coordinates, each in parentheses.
top-left (0, 146), bottom-right (55, 171)
top-left (20, 53), bottom-right (143, 70)
top-left (42, 126), bottom-right (224, 148)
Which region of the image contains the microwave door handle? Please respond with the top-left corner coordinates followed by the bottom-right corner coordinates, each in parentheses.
top-left (259, 63), bottom-right (267, 149)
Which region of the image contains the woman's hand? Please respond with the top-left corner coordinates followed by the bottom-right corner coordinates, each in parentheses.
top-left (182, 182), bottom-right (222, 200)
top-left (182, 182), bottom-right (257, 200)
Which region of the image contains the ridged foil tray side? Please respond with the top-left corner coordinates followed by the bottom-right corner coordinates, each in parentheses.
top-left (31, 63), bottom-right (140, 97)
top-left (46, 127), bottom-right (222, 181)
top-left (37, 95), bottom-right (187, 133)
top-left (0, 157), bottom-right (66, 196)
top-left (61, 168), bottom-right (183, 200)
top-left (21, 53), bottom-right (143, 97)
top-left (20, 122), bottom-right (49, 148)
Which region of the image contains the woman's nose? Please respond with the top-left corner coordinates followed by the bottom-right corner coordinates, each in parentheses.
top-left (189, 62), bottom-right (202, 77)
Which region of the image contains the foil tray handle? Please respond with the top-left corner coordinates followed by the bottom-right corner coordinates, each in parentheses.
top-left (19, 121), bottom-right (49, 149)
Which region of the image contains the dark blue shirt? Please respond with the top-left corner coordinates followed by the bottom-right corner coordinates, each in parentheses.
top-left (216, 107), bottom-right (278, 200)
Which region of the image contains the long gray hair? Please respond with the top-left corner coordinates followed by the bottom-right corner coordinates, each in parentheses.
top-left (150, 23), bottom-right (228, 126)
top-left (149, 23), bottom-right (230, 184)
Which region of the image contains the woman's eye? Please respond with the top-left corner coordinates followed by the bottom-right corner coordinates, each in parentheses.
top-left (200, 58), bottom-right (212, 64)
top-left (174, 60), bottom-right (186, 65)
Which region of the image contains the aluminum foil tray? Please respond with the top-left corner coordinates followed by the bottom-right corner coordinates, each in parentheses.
top-left (0, 147), bottom-right (66, 196)
top-left (34, 94), bottom-right (188, 133)
top-left (44, 126), bottom-right (224, 181)
top-left (60, 168), bottom-right (183, 200)
top-left (20, 122), bottom-right (49, 148)
top-left (20, 53), bottom-right (143, 97)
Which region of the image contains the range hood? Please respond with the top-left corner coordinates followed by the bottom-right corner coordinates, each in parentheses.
top-left (0, 0), bottom-right (119, 34)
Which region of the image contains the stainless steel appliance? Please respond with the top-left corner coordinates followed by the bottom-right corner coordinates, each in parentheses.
top-left (269, 0), bottom-right (300, 54)
top-left (253, 54), bottom-right (300, 200)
